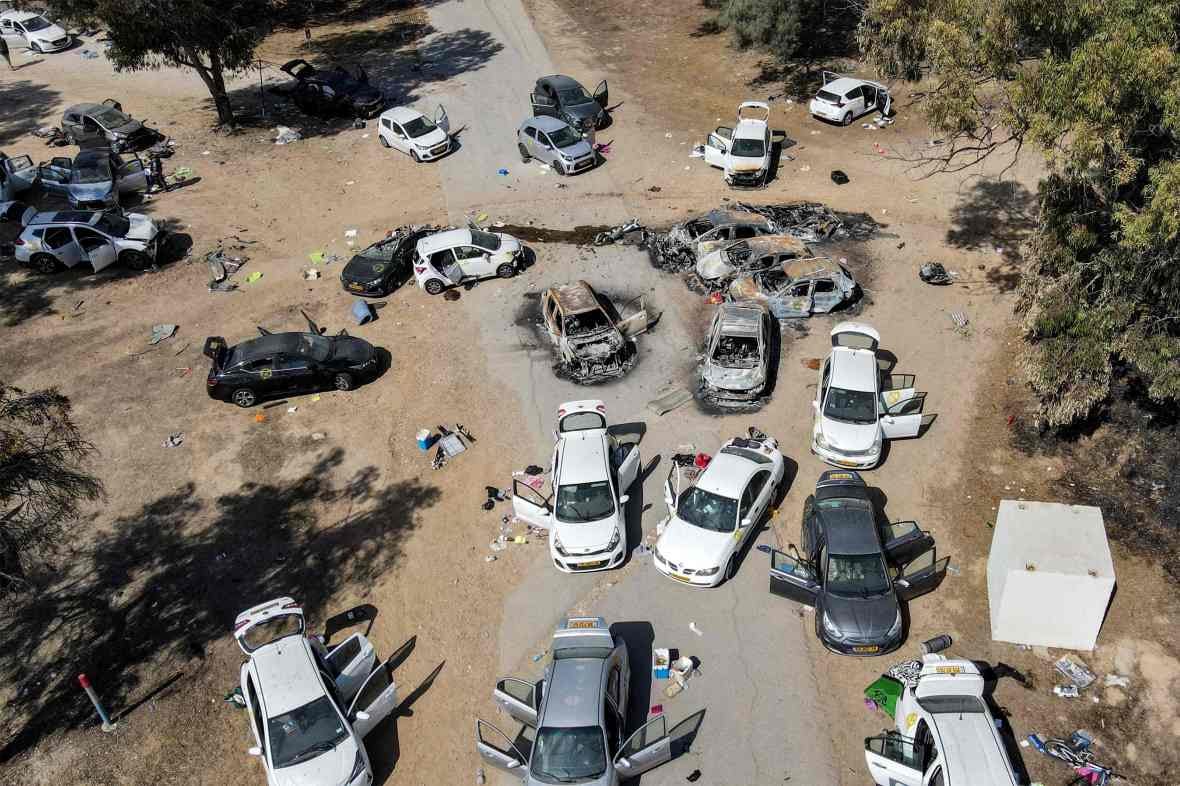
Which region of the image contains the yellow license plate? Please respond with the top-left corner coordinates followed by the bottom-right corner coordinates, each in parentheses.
top-left (936, 666), bottom-right (963, 674)
top-left (853, 645), bottom-right (880, 653)
top-left (835, 460), bottom-right (859, 468)
top-left (568, 619), bottom-right (597, 628)
top-left (579, 560), bottom-right (606, 569)
top-left (670, 573), bottom-right (691, 583)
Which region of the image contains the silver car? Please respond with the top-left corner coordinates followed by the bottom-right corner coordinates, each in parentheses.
top-left (475, 617), bottom-right (696, 784)
top-left (37, 150), bottom-right (149, 209)
top-left (517, 116), bottom-right (597, 175)
top-left (699, 301), bottom-right (772, 407)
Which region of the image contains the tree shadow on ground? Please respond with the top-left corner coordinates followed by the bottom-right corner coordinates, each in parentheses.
top-left (0, 450), bottom-right (440, 761)
top-left (277, 0), bottom-right (451, 29)
top-left (0, 79), bottom-right (60, 148)
top-left (946, 180), bottom-right (1037, 289)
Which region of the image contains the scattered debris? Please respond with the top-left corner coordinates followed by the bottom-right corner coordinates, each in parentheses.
top-left (1103, 674), bottom-right (1130, 688)
top-left (1054, 655), bottom-right (1096, 690)
top-left (950, 311), bottom-right (969, 331)
top-left (149, 324), bottom-right (178, 345)
top-left (688, 622), bottom-right (703, 636)
top-left (303, 268), bottom-right (321, 280)
top-left (919, 262), bottom-right (952, 285)
top-left (161, 432), bottom-right (184, 448)
top-left (830, 170), bottom-right (849, 185)
top-left (274, 126), bottom-right (302, 145)
top-left (245, 271), bottom-right (263, 284)
top-left (648, 387), bottom-right (693, 416)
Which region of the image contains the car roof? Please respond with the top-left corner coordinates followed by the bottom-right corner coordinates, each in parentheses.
top-left (543, 657), bottom-right (605, 728)
top-left (732, 235), bottom-right (809, 257)
top-left (416, 228), bottom-right (472, 256)
top-left (2, 10), bottom-right (43, 21)
top-left (539, 74), bottom-right (581, 90)
top-left (231, 333), bottom-right (303, 362)
top-left (733, 119), bottom-right (767, 138)
top-left (557, 432), bottom-right (608, 485)
top-left (380, 106), bottom-right (424, 124)
top-left (718, 303), bottom-right (764, 335)
top-left (820, 77), bottom-right (866, 95)
top-left (816, 499), bottom-right (879, 555)
top-left (930, 711), bottom-right (1018, 785)
top-left (26, 210), bottom-right (102, 227)
top-left (528, 115), bottom-right (571, 133)
top-left (693, 209), bottom-right (773, 229)
top-left (829, 346), bottom-right (877, 392)
top-left (249, 635), bottom-right (326, 717)
top-left (549, 281), bottom-right (600, 314)
top-left (696, 451), bottom-right (756, 497)
top-left (64, 103), bottom-right (108, 116)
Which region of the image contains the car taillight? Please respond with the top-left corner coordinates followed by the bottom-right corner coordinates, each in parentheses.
top-left (282, 601), bottom-right (300, 609)
top-left (557, 408), bottom-right (566, 416)
top-left (414, 266), bottom-right (426, 274)
top-left (596, 404), bottom-right (606, 412)
top-left (233, 620), bottom-right (250, 632)
top-left (13, 238), bottom-right (23, 245)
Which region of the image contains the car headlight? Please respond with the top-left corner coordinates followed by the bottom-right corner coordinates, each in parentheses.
top-left (349, 749), bottom-right (366, 783)
top-left (697, 565), bottom-right (720, 576)
top-left (887, 610), bottom-right (903, 639)
top-left (821, 611), bottom-right (846, 640)
top-left (607, 529), bottom-right (621, 550)
top-left (552, 533), bottom-right (568, 556)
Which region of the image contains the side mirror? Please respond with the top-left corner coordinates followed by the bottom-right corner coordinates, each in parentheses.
top-left (896, 579), bottom-right (911, 589)
top-left (810, 400), bottom-right (819, 411)
top-left (247, 747), bottom-right (262, 757)
top-left (619, 494), bottom-right (630, 504)
top-left (354, 710), bottom-right (371, 721)
top-left (618, 757), bottom-right (631, 769)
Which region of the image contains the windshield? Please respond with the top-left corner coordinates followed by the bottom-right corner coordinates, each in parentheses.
top-left (94, 213), bottom-right (130, 237)
top-left (823, 387), bottom-right (877, 424)
top-left (556, 480), bottom-right (615, 523)
top-left (469, 229), bottom-right (502, 251)
top-left (730, 138), bottom-right (766, 158)
top-left (531, 725), bottom-right (607, 783)
top-left (297, 334), bottom-right (332, 362)
top-left (712, 334), bottom-right (759, 369)
top-left (918, 695), bottom-right (986, 714)
top-left (239, 614), bottom-right (304, 652)
top-left (402, 116), bottom-right (437, 138)
top-left (92, 107), bottom-right (131, 128)
top-left (676, 487), bottom-right (738, 533)
top-left (564, 310), bottom-right (610, 337)
top-left (548, 126), bottom-right (582, 148)
top-left (72, 159), bottom-right (112, 185)
top-left (267, 696), bottom-right (347, 768)
top-left (22, 16), bottom-right (52, 32)
top-left (558, 86), bottom-right (592, 104)
top-left (826, 553), bottom-right (891, 596)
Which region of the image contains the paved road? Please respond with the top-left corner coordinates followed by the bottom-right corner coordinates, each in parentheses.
top-left (423, 1), bottom-right (838, 784)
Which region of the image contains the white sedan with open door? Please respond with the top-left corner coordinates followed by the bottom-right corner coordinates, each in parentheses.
top-left (377, 105), bottom-right (452, 161)
top-left (512, 400), bottom-right (640, 573)
top-left (233, 598), bottom-right (400, 786)
top-left (810, 322), bottom-right (934, 470)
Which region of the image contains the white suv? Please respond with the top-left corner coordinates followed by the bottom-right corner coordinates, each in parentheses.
top-left (511, 400), bottom-right (641, 572)
top-left (701, 101), bottom-right (773, 188)
top-left (15, 209), bottom-right (159, 273)
top-left (234, 598), bottom-right (399, 786)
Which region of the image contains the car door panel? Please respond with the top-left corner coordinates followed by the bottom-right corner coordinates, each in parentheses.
top-left (881, 413), bottom-right (923, 439)
top-left (770, 282), bottom-right (813, 319)
top-left (116, 157), bottom-right (149, 193)
top-left (768, 548), bottom-right (820, 606)
top-left (326, 632), bottom-right (376, 703)
top-left (493, 677), bottom-right (539, 726)
top-left (531, 92), bottom-right (557, 117)
top-left (615, 444), bottom-right (641, 492)
top-left (895, 548), bottom-right (949, 601)
top-left (616, 295), bottom-right (649, 338)
top-left (457, 247), bottom-right (495, 278)
top-left (434, 105), bottom-right (450, 134)
top-left (348, 657), bottom-right (398, 737)
top-left (38, 165), bottom-right (69, 195)
top-left (39, 227), bottom-right (83, 268)
top-left (614, 715), bottom-right (671, 778)
top-left (664, 465), bottom-right (680, 511)
top-left (704, 131), bottom-right (729, 168)
top-left (593, 79), bottom-right (609, 108)
top-left (512, 479), bottom-right (553, 530)
top-left (864, 735), bottom-right (925, 786)
top-left (83, 241), bottom-right (118, 272)
top-left (881, 521), bottom-right (934, 565)
top-left (475, 720), bottom-right (528, 778)
top-left (4, 155), bottom-right (37, 193)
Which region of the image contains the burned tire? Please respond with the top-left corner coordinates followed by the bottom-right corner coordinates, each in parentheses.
top-left (496, 262), bottom-right (516, 279)
top-left (231, 388), bottom-right (257, 408)
top-left (518, 143), bottom-right (531, 163)
top-left (333, 372), bottom-right (354, 391)
top-left (120, 250), bottom-right (151, 270)
top-left (842, 111), bottom-right (853, 126)
top-left (32, 253), bottom-right (60, 274)
top-left (424, 278), bottom-right (445, 295)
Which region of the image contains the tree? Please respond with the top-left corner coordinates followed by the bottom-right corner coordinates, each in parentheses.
top-left (47, 0), bottom-right (280, 125)
top-left (0, 385), bottom-right (103, 590)
top-left (709, 0), bottom-right (861, 64)
top-left (858, 0), bottom-right (1180, 426)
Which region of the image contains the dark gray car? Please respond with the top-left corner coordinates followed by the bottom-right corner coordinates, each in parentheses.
top-left (517, 115), bottom-right (597, 175)
top-left (763, 470), bottom-right (948, 656)
top-left (61, 100), bottom-right (160, 152)
top-left (37, 150), bottom-right (149, 209)
top-left (530, 74), bottom-right (608, 137)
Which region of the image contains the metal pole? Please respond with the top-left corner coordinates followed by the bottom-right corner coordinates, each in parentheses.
top-left (77, 673), bottom-right (117, 732)
top-left (257, 60), bottom-right (267, 119)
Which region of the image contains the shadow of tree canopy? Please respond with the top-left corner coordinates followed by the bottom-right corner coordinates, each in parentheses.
top-left (0, 449), bottom-right (439, 761)
top-left (947, 179), bottom-right (1037, 259)
top-left (0, 79), bottom-right (61, 148)
top-left (276, 0), bottom-right (451, 29)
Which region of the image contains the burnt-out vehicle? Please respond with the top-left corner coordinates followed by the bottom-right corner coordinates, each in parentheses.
top-left (728, 258), bottom-right (859, 319)
top-left (541, 281), bottom-right (651, 383)
top-left (696, 235), bottom-right (812, 288)
top-left (667, 209), bottom-right (779, 262)
top-left (699, 301), bottom-right (773, 407)
top-left (280, 59), bottom-right (384, 118)
top-left (339, 225), bottom-right (439, 296)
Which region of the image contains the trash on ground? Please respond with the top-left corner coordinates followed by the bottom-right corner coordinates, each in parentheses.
top-left (431, 425), bottom-right (471, 470)
top-left (311, 432), bottom-right (326, 440)
top-left (351, 299), bottom-right (374, 325)
top-left (287, 406), bottom-right (298, 414)
top-left (344, 229), bottom-right (358, 239)
top-left (830, 170), bottom-right (849, 185)
top-left (274, 126), bottom-right (302, 145)
top-left (497, 168), bottom-right (509, 176)
top-left (309, 250), bottom-right (327, 264)
top-left (245, 271), bottom-right (263, 284)
top-left (688, 622), bottom-right (703, 636)
top-left (1054, 656), bottom-right (1096, 690)
top-left (864, 675), bottom-right (903, 718)
top-left (653, 648), bottom-right (671, 679)
top-left (149, 324), bottom-right (178, 345)
top-left (950, 311), bottom-right (969, 331)
top-left (919, 261), bottom-right (952, 284)
top-left (161, 432), bottom-right (184, 448)
top-left (303, 268), bottom-right (321, 280)
top-left (648, 387), bottom-right (693, 416)
top-left (1103, 674), bottom-right (1130, 688)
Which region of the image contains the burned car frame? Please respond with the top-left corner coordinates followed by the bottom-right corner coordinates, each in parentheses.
top-left (280, 59), bottom-right (384, 118)
top-left (540, 281), bottom-right (651, 383)
top-left (667, 210), bottom-right (779, 262)
top-left (696, 235), bottom-right (813, 289)
top-left (728, 258), bottom-right (859, 319)
top-left (699, 301), bottom-right (773, 407)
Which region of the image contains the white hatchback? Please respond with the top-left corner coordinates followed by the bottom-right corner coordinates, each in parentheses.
top-left (377, 106), bottom-right (451, 161)
top-left (512, 400), bottom-right (641, 573)
top-left (809, 71), bottom-right (891, 126)
top-left (412, 227), bottom-right (523, 295)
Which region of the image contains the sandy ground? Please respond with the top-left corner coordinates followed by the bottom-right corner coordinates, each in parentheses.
top-left (1, 2), bottom-right (1177, 786)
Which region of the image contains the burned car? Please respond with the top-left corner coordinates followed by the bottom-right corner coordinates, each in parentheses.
top-left (541, 281), bottom-right (651, 383)
top-left (339, 225), bottom-right (438, 296)
top-left (280, 59), bottom-right (384, 118)
top-left (61, 100), bottom-right (160, 152)
top-left (696, 235), bottom-right (812, 287)
top-left (728, 258), bottom-right (858, 319)
top-left (699, 302), bottom-right (773, 407)
top-left (667, 209), bottom-right (779, 262)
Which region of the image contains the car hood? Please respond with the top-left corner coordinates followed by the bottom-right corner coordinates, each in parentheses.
top-left (820, 417), bottom-right (879, 453)
top-left (341, 256), bottom-right (394, 281)
top-left (696, 251), bottom-right (734, 281)
top-left (557, 139), bottom-right (595, 159)
top-left (822, 591), bottom-right (899, 642)
top-left (29, 24), bottom-right (68, 41)
top-left (702, 361), bottom-right (763, 391)
top-left (656, 516), bottom-right (733, 571)
top-left (411, 128), bottom-right (449, 149)
top-left (108, 119), bottom-right (145, 137)
top-left (554, 515), bottom-right (618, 552)
top-left (730, 156), bottom-right (767, 171)
top-left (273, 738), bottom-right (358, 786)
top-left (67, 182), bottom-right (114, 201)
top-left (332, 336), bottom-right (375, 366)
top-left (564, 101), bottom-right (602, 122)
top-left (490, 234), bottom-right (522, 261)
top-left (125, 213), bottom-right (158, 241)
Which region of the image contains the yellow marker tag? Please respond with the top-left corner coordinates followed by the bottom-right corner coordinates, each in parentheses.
top-left (905, 712), bottom-right (917, 730)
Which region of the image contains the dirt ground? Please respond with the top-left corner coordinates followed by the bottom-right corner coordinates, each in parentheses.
top-left (2, 1), bottom-right (1177, 785)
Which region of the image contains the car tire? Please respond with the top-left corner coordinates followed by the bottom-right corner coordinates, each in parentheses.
top-left (724, 556), bottom-right (738, 583)
top-left (31, 253), bottom-right (60, 274)
top-left (411, 149), bottom-right (420, 163)
top-left (333, 372), bottom-right (354, 391)
top-left (842, 112), bottom-right (853, 126)
top-left (379, 135), bottom-right (390, 148)
top-left (552, 160), bottom-right (564, 176)
top-left (496, 262), bottom-right (516, 279)
top-left (231, 388), bottom-right (257, 408)
top-left (424, 278), bottom-right (445, 295)
top-left (518, 143), bottom-right (531, 163)
top-left (120, 250), bottom-right (152, 270)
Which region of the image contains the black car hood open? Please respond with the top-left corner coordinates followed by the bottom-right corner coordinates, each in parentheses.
top-left (564, 101), bottom-right (601, 123)
top-left (822, 591), bottom-right (899, 642)
top-left (331, 336), bottom-right (375, 365)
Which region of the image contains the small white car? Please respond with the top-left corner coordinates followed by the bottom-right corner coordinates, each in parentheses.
top-left (809, 71), bottom-right (891, 126)
top-left (811, 323), bottom-right (931, 470)
top-left (377, 106), bottom-right (451, 162)
top-left (702, 101), bottom-right (772, 188)
top-left (0, 10), bottom-right (71, 53)
top-left (15, 210), bottom-right (160, 273)
top-left (412, 227), bottom-right (523, 295)
top-left (512, 400), bottom-right (641, 573)
top-left (653, 432), bottom-right (785, 586)
top-left (234, 598), bottom-right (400, 786)
top-left (864, 654), bottom-right (1019, 786)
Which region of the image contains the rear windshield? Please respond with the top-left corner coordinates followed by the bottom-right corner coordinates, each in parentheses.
top-left (817, 90), bottom-right (841, 103)
top-left (469, 229), bottom-right (501, 251)
top-left (239, 613), bottom-right (304, 652)
top-left (553, 646), bottom-right (613, 660)
top-left (918, 695), bottom-right (986, 714)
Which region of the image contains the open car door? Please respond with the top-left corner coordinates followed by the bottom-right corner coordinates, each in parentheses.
top-left (493, 677), bottom-right (539, 726)
top-left (737, 100), bottom-right (771, 124)
top-left (325, 632), bottom-right (377, 703)
top-left (664, 465), bottom-right (682, 511)
top-left (703, 127), bottom-right (731, 169)
top-left (770, 280), bottom-right (814, 319)
top-left (475, 719), bottom-right (528, 779)
top-left (512, 479), bottom-right (553, 530)
top-left (895, 548), bottom-right (949, 601)
top-left (81, 238), bottom-right (119, 272)
top-left (434, 105), bottom-right (450, 134)
top-left (614, 715), bottom-right (672, 779)
top-left (348, 656), bottom-right (399, 737)
top-left (880, 412), bottom-right (924, 439)
top-left (301, 309), bottom-right (322, 336)
top-left (616, 295), bottom-right (650, 339)
top-left (767, 547), bottom-right (820, 606)
top-left (593, 79), bottom-right (609, 108)
top-left (614, 444), bottom-right (641, 493)
top-left (38, 157), bottom-right (72, 195)
top-left (880, 521), bottom-right (934, 566)
top-left (116, 156), bottom-right (149, 193)
top-left (2, 154), bottom-right (38, 194)
top-left (280, 59), bottom-right (314, 80)
top-left (530, 91), bottom-right (557, 118)
top-left (864, 734), bottom-right (926, 786)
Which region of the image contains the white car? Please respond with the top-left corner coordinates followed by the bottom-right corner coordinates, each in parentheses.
top-left (512, 400), bottom-right (641, 573)
top-left (412, 227), bottom-right (523, 295)
top-left (234, 598), bottom-right (400, 786)
top-left (702, 101), bottom-right (772, 188)
top-left (0, 10), bottom-right (71, 53)
top-left (811, 323), bottom-right (931, 470)
top-left (15, 210), bottom-right (160, 272)
top-left (377, 106), bottom-right (451, 162)
top-left (809, 71), bottom-right (891, 126)
top-left (653, 432), bottom-right (785, 586)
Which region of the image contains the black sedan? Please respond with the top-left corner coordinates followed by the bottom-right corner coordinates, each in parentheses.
top-left (530, 74), bottom-right (609, 136)
top-left (204, 313), bottom-right (379, 408)
top-left (762, 470), bottom-right (948, 656)
top-left (339, 226), bottom-right (433, 296)
top-left (280, 59), bottom-right (384, 118)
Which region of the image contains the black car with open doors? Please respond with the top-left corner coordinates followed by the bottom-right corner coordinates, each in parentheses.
top-left (530, 74), bottom-right (609, 137)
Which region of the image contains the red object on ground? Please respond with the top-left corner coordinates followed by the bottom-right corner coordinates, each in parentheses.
top-left (77, 673), bottom-right (91, 689)
top-left (705, 292), bottom-right (724, 305)
top-left (694, 453), bottom-right (711, 469)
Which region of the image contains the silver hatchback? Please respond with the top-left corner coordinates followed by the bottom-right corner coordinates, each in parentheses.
top-left (517, 115), bottom-right (597, 175)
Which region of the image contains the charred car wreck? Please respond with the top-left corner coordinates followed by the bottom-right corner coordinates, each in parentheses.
top-left (541, 281), bottom-right (651, 383)
top-left (699, 301), bottom-right (773, 408)
top-left (729, 258), bottom-right (859, 318)
top-left (696, 235), bottom-right (813, 289)
top-left (280, 59), bottom-right (384, 118)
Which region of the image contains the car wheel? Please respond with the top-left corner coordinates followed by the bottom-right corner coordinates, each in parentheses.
top-left (842, 112), bottom-right (853, 126)
top-left (424, 278), bottom-right (445, 295)
top-left (231, 388), bottom-right (257, 408)
top-left (411, 149), bottom-right (421, 163)
top-left (552, 160), bottom-right (564, 176)
top-left (379, 135), bottom-right (390, 148)
top-left (120, 250), bottom-right (152, 270)
top-left (30, 41), bottom-right (42, 54)
top-left (724, 556), bottom-right (738, 583)
top-left (31, 253), bottom-right (60, 274)
top-left (333, 372), bottom-right (354, 391)
top-left (518, 143), bottom-right (531, 163)
top-left (496, 262), bottom-right (516, 279)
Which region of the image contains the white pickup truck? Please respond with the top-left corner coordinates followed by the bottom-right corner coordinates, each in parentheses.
top-left (702, 101), bottom-right (772, 188)
top-left (864, 655), bottom-right (1020, 786)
